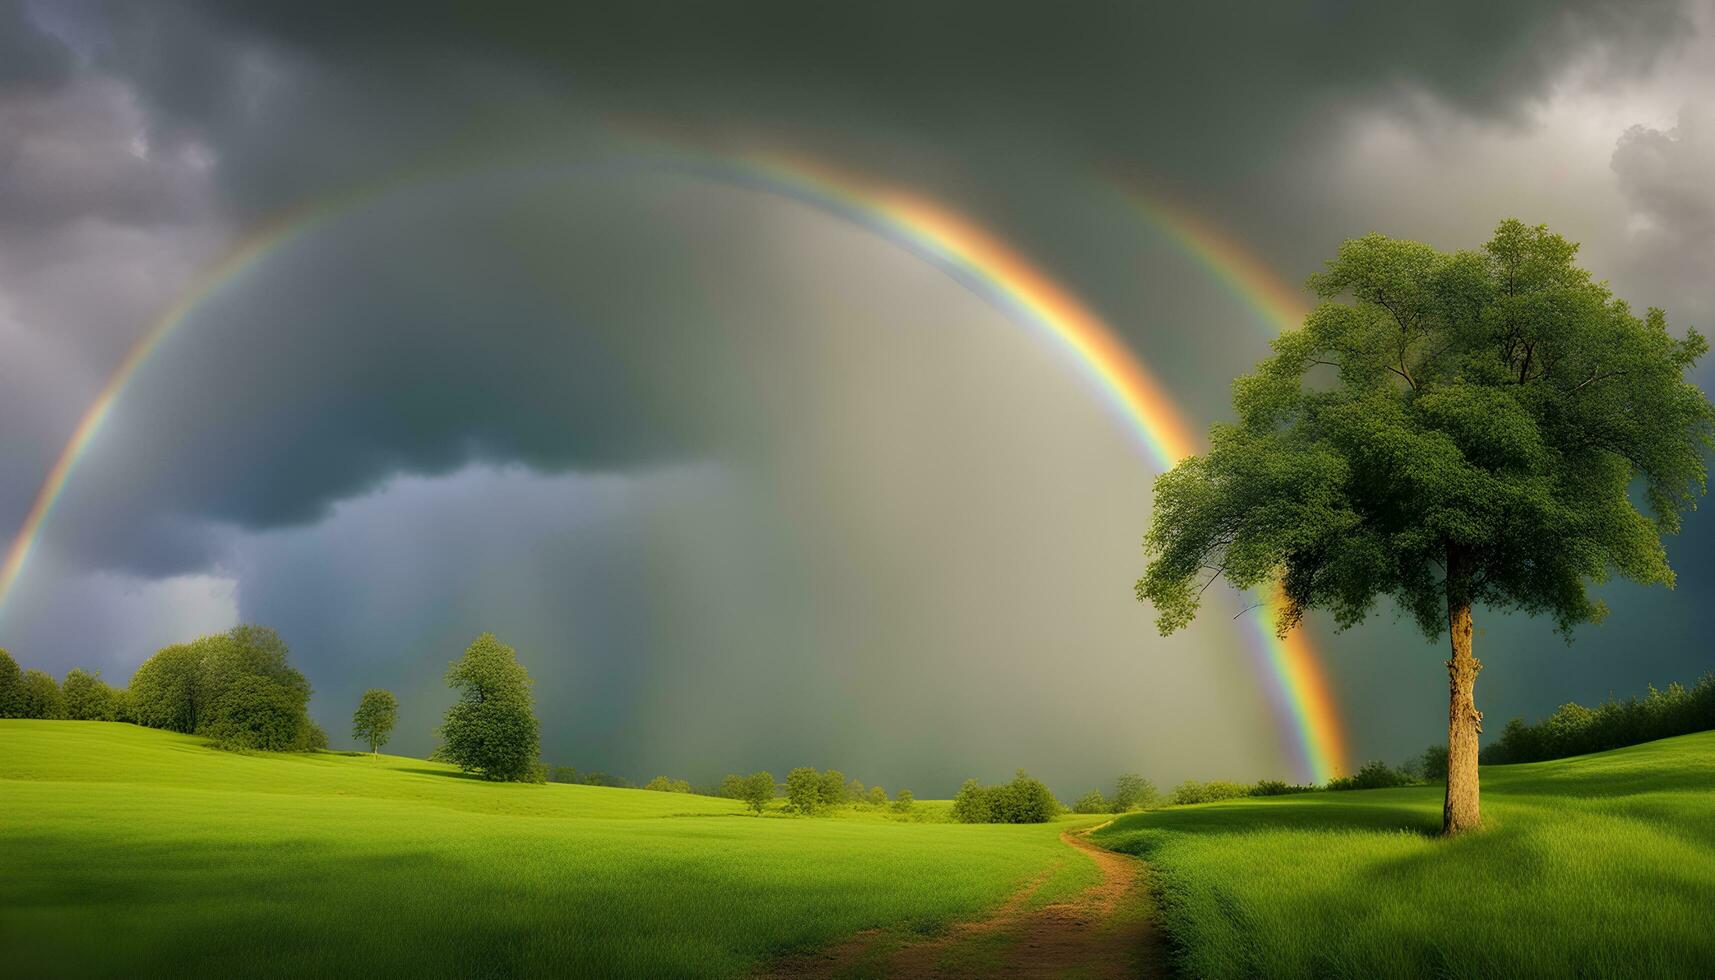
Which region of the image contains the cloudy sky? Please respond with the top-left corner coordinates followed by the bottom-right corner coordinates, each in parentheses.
top-left (3, 0), bottom-right (1713, 794)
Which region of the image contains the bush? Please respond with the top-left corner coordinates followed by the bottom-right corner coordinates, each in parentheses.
top-left (62, 668), bottom-right (119, 721)
top-left (1327, 760), bottom-right (1410, 791)
top-left (644, 776), bottom-right (693, 793)
top-left (1249, 779), bottom-right (1312, 797)
top-left (866, 785), bottom-right (887, 807)
top-left (785, 767), bottom-right (823, 813)
top-left (892, 789), bottom-right (914, 813)
top-left (1072, 790), bottom-right (1110, 814)
top-left (1110, 773), bottom-right (1158, 811)
top-left (437, 633), bottom-right (540, 782)
top-left (18, 669), bottom-right (65, 719)
top-left (952, 771), bottom-right (1060, 823)
top-left (1171, 780), bottom-right (1250, 805)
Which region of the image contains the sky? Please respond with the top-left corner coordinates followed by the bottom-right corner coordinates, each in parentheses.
top-left (2, 0), bottom-right (1714, 795)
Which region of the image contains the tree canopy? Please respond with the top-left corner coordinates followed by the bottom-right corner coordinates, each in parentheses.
top-left (438, 633), bottom-right (540, 782)
top-left (352, 688), bottom-right (398, 754)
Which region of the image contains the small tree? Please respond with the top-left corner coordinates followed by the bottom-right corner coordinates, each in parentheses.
top-left (1139, 221), bottom-right (1714, 835)
top-left (18, 669), bottom-right (64, 719)
top-left (818, 769), bottom-right (848, 808)
top-left (62, 668), bottom-right (118, 721)
top-left (0, 649), bottom-right (23, 717)
top-left (891, 789), bottom-right (914, 813)
top-left (785, 767), bottom-right (823, 813)
top-left (720, 773), bottom-right (746, 799)
top-left (738, 771), bottom-right (775, 814)
top-left (438, 633), bottom-right (540, 782)
top-left (866, 785), bottom-right (887, 807)
top-left (950, 778), bottom-right (993, 823)
top-left (1110, 773), bottom-right (1157, 812)
top-left (351, 688), bottom-right (398, 754)
top-left (846, 777), bottom-right (866, 803)
top-left (1073, 790), bottom-right (1110, 814)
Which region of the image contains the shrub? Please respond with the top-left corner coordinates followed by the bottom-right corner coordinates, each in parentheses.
top-left (296, 719), bottom-right (329, 751)
top-left (438, 633), bottom-right (540, 782)
top-left (1249, 779), bottom-right (1312, 797)
top-left (891, 789), bottom-right (914, 813)
top-left (351, 688), bottom-right (398, 754)
top-left (1110, 773), bottom-right (1158, 811)
top-left (1327, 760), bottom-right (1409, 791)
top-left (644, 776), bottom-right (694, 793)
top-left (62, 668), bottom-right (119, 721)
top-left (952, 771), bottom-right (1060, 823)
top-left (867, 785), bottom-right (887, 807)
top-left (1171, 780), bottom-right (1250, 805)
top-left (785, 767), bottom-right (823, 813)
top-left (18, 669), bottom-right (65, 719)
top-left (1072, 790), bottom-right (1110, 814)
top-left (0, 649), bottom-right (22, 717)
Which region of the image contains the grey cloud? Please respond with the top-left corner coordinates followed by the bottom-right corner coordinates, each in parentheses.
top-left (1614, 103), bottom-right (1715, 245)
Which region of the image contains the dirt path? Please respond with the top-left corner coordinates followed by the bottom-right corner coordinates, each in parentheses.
top-left (756, 826), bottom-right (1169, 979)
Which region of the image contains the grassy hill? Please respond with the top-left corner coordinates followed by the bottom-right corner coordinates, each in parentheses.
top-left (1093, 731), bottom-right (1715, 979)
top-left (0, 721), bottom-right (1097, 978)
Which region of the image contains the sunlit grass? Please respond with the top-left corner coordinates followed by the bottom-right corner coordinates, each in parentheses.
top-left (1093, 731), bottom-right (1715, 979)
top-left (0, 721), bottom-right (1097, 978)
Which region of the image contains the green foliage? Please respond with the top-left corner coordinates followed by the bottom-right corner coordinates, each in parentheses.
top-left (1483, 673), bottom-right (1715, 764)
top-left (950, 771), bottom-right (1061, 824)
top-left (1326, 760), bottom-right (1410, 791)
top-left (866, 785), bottom-right (887, 807)
top-left (0, 649), bottom-right (22, 717)
top-left (1170, 780), bottom-right (1251, 805)
top-left (351, 688), bottom-right (398, 753)
top-left (846, 777), bottom-right (865, 803)
top-left (61, 669), bottom-right (120, 721)
top-left (736, 771), bottom-right (775, 814)
top-left (204, 675), bottom-right (305, 751)
top-left (818, 768), bottom-right (848, 807)
top-left (1094, 732), bottom-right (1715, 978)
top-left (644, 776), bottom-right (693, 793)
top-left (1110, 772), bottom-right (1157, 811)
top-left (127, 642), bottom-right (208, 733)
top-left (891, 789), bottom-right (914, 813)
top-left (1072, 789), bottom-right (1111, 814)
top-left (18, 669), bottom-right (65, 719)
top-left (784, 767), bottom-right (822, 813)
top-left (1247, 780), bottom-right (1311, 797)
top-left (1140, 219), bottom-right (1714, 641)
top-left (1421, 744), bottom-right (1449, 782)
top-left (438, 633), bottom-right (541, 782)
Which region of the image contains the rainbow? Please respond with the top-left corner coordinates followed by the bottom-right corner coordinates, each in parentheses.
top-left (1114, 182), bottom-right (1347, 781)
top-left (0, 149), bottom-right (1348, 782)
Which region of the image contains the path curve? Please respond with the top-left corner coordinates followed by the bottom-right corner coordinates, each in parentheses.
top-left (756, 824), bottom-right (1168, 979)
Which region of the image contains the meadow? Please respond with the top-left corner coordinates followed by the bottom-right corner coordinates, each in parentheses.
top-left (0, 721), bottom-right (1098, 978)
top-left (1094, 731), bottom-right (1715, 979)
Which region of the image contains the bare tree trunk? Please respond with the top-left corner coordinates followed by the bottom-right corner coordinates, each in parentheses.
top-left (1443, 547), bottom-right (1482, 835)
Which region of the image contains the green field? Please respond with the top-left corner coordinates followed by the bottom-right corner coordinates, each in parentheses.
top-left (1094, 731), bottom-right (1715, 979)
top-left (0, 721), bottom-right (1098, 978)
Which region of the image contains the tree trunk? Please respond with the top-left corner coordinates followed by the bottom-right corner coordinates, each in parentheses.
top-left (1443, 549), bottom-right (1482, 835)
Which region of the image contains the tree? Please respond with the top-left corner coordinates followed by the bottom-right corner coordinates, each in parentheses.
top-left (1138, 220), bottom-right (1715, 835)
top-left (62, 668), bottom-right (118, 721)
top-left (818, 768), bottom-right (848, 808)
top-left (1111, 773), bottom-right (1158, 812)
top-left (128, 642), bottom-right (209, 733)
top-left (866, 785), bottom-right (887, 807)
top-left (1072, 790), bottom-right (1110, 814)
top-left (438, 633), bottom-right (540, 781)
top-left (737, 771), bottom-right (775, 814)
top-left (351, 688), bottom-right (398, 754)
top-left (846, 777), bottom-right (866, 803)
top-left (0, 649), bottom-right (22, 717)
top-left (785, 767), bottom-right (823, 813)
top-left (18, 669), bottom-right (65, 719)
top-left (204, 675), bottom-right (304, 751)
top-left (891, 789), bottom-right (914, 813)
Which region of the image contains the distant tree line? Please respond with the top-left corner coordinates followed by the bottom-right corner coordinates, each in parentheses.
top-left (1480, 674), bottom-right (1715, 765)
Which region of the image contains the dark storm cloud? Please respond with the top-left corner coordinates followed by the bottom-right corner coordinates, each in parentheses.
top-left (0, 0), bottom-right (71, 89)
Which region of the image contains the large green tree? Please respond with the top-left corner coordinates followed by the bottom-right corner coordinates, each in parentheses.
top-left (1138, 220), bottom-right (1714, 835)
top-left (352, 688), bottom-right (398, 754)
top-left (128, 627), bottom-right (318, 750)
top-left (0, 649), bottom-right (22, 717)
top-left (18, 669), bottom-right (65, 719)
top-left (62, 668), bottom-right (119, 721)
top-left (438, 633), bottom-right (540, 781)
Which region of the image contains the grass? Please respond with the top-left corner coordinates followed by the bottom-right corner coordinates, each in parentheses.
top-left (1093, 730), bottom-right (1715, 979)
top-left (0, 721), bottom-right (1099, 978)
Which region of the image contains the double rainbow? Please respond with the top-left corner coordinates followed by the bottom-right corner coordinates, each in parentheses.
top-left (0, 150), bottom-right (1349, 783)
